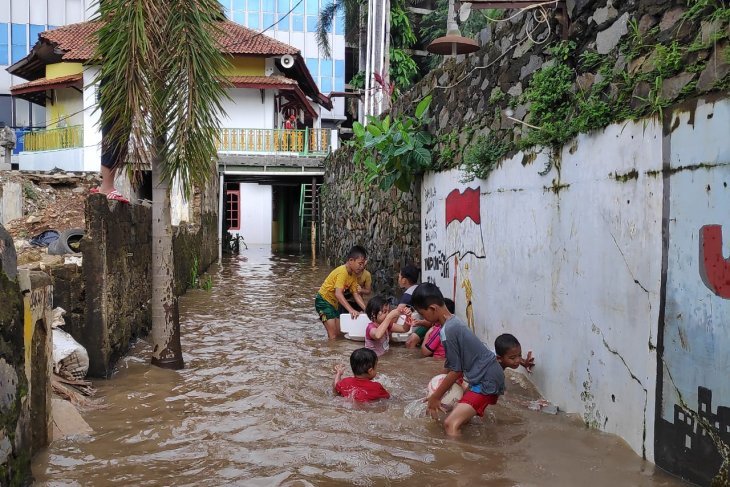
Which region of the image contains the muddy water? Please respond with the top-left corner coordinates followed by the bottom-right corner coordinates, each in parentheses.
top-left (33, 248), bottom-right (688, 486)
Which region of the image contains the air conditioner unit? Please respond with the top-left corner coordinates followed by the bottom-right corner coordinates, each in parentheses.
top-left (280, 54), bottom-right (295, 69)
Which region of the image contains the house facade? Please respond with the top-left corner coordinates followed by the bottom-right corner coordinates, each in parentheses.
top-left (8, 19), bottom-right (333, 245)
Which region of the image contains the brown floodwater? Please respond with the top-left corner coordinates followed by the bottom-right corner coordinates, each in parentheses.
top-left (33, 247), bottom-right (690, 486)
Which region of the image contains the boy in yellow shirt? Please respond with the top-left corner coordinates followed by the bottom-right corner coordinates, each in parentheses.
top-left (315, 245), bottom-right (368, 339)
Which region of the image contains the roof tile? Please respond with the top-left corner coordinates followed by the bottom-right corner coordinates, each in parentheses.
top-left (38, 20), bottom-right (299, 62)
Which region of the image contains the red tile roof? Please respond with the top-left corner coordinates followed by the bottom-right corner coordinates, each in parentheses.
top-left (10, 74), bottom-right (83, 94)
top-left (38, 20), bottom-right (299, 62)
top-left (227, 75), bottom-right (298, 86)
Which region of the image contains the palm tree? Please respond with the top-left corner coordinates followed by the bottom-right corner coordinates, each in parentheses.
top-left (95, 0), bottom-right (229, 369)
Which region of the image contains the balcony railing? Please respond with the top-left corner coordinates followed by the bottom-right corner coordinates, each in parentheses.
top-left (216, 128), bottom-right (331, 155)
top-left (22, 125), bottom-right (84, 152)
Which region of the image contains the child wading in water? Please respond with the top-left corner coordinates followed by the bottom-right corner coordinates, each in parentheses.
top-left (333, 348), bottom-right (390, 402)
top-left (314, 245), bottom-right (368, 339)
top-left (364, 295), bottom-right (412, 356)
top-left (411, 283), bottom-right (535, 436)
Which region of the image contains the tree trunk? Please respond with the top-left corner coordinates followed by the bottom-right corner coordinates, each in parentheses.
top-left (150, 155), bottom-right (184, 369)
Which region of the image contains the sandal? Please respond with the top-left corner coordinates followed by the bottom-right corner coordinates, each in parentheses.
top-left (89, 187), bottom-right (100, 194)
top-left (106, 190), bottom-right (129, 204)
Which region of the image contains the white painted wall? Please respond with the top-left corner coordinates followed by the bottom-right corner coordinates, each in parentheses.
top-left (422, 98), bottom-right (730, 466)
top-left (82, 66), bottom-right (100, 172)
top-left (220, 88), bottom-right (273, 129)
top-left (423, 119), bottom-right (666, 460)
top-left (18, 147), bottom-right (84, 170)
top-left (231, 182), bottom-right (272, 244)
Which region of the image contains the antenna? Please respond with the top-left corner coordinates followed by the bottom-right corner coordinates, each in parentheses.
top-left (280, 54), bottom-right (295, 69)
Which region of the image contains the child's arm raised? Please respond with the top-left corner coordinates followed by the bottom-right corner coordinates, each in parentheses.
top-left (420, 327), bottom-right (435, 357)
top-left (333, 363), bottom-right (346, 394)
top-left (369, 309), bottom-right (401, 340)
top-left (520, 350), bottom-right (535, 373)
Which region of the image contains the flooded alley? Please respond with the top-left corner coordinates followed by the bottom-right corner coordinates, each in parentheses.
top-left (33, 248), bottom-right (689, 486)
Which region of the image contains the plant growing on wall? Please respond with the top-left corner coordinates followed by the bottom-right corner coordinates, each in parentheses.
top-left (461, 135), bottom-right (508, 181)
top-left (351, 95), bottom-right (434, 191)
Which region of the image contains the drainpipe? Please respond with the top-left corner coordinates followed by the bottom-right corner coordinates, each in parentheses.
top-left (218, 173), bottom-right (224, 261)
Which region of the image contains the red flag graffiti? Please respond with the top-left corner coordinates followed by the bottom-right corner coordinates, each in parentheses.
top-left (699, 225), bottom-right (730, 299)
top-left (445, 187), bottom-right (481, 225)
top-left (445, 187), bottom-right (486, 259)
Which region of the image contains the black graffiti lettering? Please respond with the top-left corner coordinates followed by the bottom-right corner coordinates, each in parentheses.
top-left (423, 251), bottom-right (449, 278)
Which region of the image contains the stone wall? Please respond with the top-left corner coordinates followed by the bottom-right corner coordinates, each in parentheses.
top-left (0, 225), bottom-right (29, 486)
top-left (69, 178), bottom-right (219, 378)
top-left (321, 148), bottom-right (421, 296)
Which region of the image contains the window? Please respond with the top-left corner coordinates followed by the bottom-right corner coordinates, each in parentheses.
top-left (219, 0), bottom-right (230, 15)
top-left (29, 24), bottom-right (45, 46)
top-left (0, 95), bottom-right (12, 127)
top-left (262, 1), bottom-right (275, 30)
top-left (0, 24), bottom-right (8, 66)
top-left (335, 7), bottom-right (345, 34)
top-left (305, 58), bottom-right (319, 87)
top-left (292, 0), bottom-right (304, 31)
top-left (320, 58), bottom-right (332, 93)
top-left (226, 190), bottom-right (240, 230)
top-left (322, 0), bottom-right (333, 33)
top-left (11, 24), bottom-right (27, 64)
top-left (277, 0), bottom-right (290, 30)
top-left (335, 59), bottom-right (345, 91)
top-left (306, 0), bottom-right (318, 32)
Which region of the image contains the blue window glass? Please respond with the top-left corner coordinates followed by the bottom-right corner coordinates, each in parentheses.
top-left (305, 58), bottom-right (319, 76)
top-left (247, 0), bottom-right (260, 12)
top-left (292, 15), bottom-right (303, 31)
top-left (263, 13), bottom-right (275, 28)
top-left (11, 24), bottom-right (27, 63)
top-left (234, 0), bottom-right (245, 9)
top-left (306, 15), bottom-right (317, 32)
top-left (320, 58), bottom-right (332, 76)
top-left (293, 0), bottom-right (304, 14)
top-left (306, 0), bottom-right (318, 14)
top-left (335, 9), bottom-right (345, 34)
top-left (277, 0), bottom-right (289, 13)
top-left (0, 24), bottom-right (8, 66)
top-left (335, 75), bottom-right (344, 92)
top-left (277, 14), bottom-right (289, 30)
top-left (263, 0), bottom-right (274, 12)
top-left (29, 24), bottom-right (45, 45)
top-left (335, 59), bottom-right (344, 78)
top-left (48, 25), bottom-right (58, 30)
top-left (321, 76), bottom-right (332, 93)
top-left (219, 0), bottom-right (230, 14)
top-left (248, 13), bottom-right (260, 28)
top-left (233, 10), bottom-right (245, 24)
top-left (322, 0), bottom-right (333, 32)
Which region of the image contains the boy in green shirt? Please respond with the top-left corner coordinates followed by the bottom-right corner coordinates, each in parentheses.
top-left (315, 245), bottom-right (368, 339)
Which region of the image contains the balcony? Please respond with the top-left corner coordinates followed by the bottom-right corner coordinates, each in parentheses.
top-left (216, 128), bottom-right (333, 156)
top-left (22, 125), bottom-right (84, 152)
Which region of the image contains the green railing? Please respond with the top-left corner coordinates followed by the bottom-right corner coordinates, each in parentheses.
top-left (216, 128), bottom-right (331, 155)
top-left (23, 125), bottom-right (84, 152)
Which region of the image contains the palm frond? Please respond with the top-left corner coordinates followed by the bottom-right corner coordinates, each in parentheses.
top-left (159, 0), bottom-right (231, 196)
top-left (316, 1), bottom-right (341, 59)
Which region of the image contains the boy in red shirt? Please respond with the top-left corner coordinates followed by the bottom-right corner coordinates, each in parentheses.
top-left (333, 348), bottom-right (390, 402)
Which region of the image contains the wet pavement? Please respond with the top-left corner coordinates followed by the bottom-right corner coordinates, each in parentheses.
top-left (32, 247), bottom-right (690, 486)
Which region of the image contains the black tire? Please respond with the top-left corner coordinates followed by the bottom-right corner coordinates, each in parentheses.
top-left (48, 228), bottom-right (85, 255)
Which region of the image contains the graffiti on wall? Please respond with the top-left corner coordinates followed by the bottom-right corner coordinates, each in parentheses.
top-left (699, 224), bottom-right (730, 298)
top-left (444, 187), bottom-right (486, 260)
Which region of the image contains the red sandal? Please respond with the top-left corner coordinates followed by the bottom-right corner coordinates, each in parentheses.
top-left (106, 190), bottom-right (129, 204)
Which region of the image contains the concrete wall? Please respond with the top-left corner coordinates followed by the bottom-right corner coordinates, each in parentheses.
top-left (220, 89), bottom-right (274, 129)
top-left (0, 226), bottom-right (53, 486)
top-left (421, 98), bottom-right (729, 482)
top-left (0, 181), bottom-right (23, 225)
top-left (71, 176), bottom-right (219, 377)
top-left (18, 148), bottom-right (85, 172)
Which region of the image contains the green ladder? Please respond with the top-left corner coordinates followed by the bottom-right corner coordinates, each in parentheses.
top-left (299, 183), bottom-right (317, 243)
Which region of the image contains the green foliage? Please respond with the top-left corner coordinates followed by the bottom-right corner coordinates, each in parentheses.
top-left (351, 96), bottom-right (434, 191)
top-left (621, 17), bottom-right (656, 60)
top-left (22, 181), bottom-right (37, 201)
top-left (390, 6), bottom-right (417, 48)
top-left (654, 41), bottom-right (683, 78)
top-left (436, 129), bottom-right (460, 168)
top-left (579, 50), bottom-right (604, 71)
top-left (520, 62), bottom-right (576, 150)
top-left (349, 71), bottom-right (365, 89)
top-left (684, 0), bottom-right (730, 21)
top-left (189, 257), bottom-right (213, 291)
top-left (488, 87), bottom-right (506, 104)
top-left (461, 135), bottom-right (508, 181)
top-left (549, 40), bottom-right (577, 62)
top-left (635, 76), bottom-right (671, 119)
top-left (390, 48), bottom-right (419, 93)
